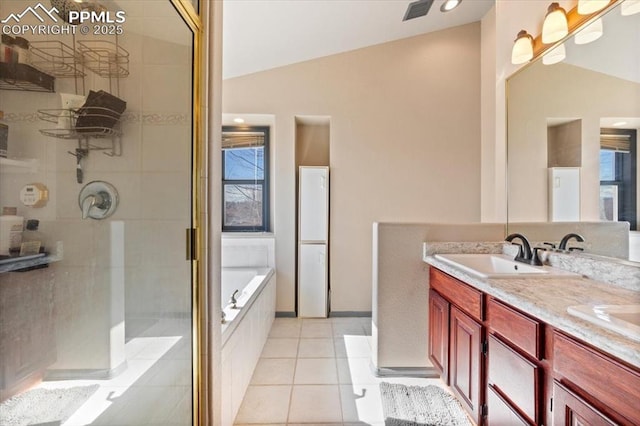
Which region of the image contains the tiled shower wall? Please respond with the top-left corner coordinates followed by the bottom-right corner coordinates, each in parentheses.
top-left (0, 0), bottom-right (192, 373)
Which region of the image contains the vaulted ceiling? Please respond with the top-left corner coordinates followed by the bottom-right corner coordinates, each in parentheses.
top-left (222, 0), bottom-right (495, 79)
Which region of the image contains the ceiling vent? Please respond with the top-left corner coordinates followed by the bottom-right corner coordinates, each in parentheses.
top-left (403, 0), bottom-right (434, 21)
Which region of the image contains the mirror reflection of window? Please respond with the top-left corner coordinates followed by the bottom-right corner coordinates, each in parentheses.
top-left (599, 129), bottom-right (637, 229)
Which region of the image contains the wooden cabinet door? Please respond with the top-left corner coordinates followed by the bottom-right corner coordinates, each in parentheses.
top-left (487, 384), bottom-right (531, 426)
top-left (428, 289), bottom-right (449, 383)
top-left (450, 305), bottom-right (482, 425)
top-left (553, 381), bottom-right (616, 426)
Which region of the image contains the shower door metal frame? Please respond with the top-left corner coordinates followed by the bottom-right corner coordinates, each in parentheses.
top-left (169, 1), bottom-right (207, 425)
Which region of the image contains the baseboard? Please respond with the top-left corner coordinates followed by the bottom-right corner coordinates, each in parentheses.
top-left (275, 311), bottom-right (296, 318)
top-left (45, 361), bottom-right (128, 381)
top-left (372, 364), bottom-right (441, 378)
top-left (329, 311), bottom-right (372, 318)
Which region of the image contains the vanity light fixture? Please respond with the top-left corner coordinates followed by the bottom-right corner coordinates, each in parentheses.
top-left (621, 0), bottom-right (640, 16)
top-left (542, 3), bottom-right (569, 44)
top-left (511, 30), bottom-right (534, 65)
top-left (440, 0), bottom-right (462, 12)
top-left (233, 118), bottom-right (245, 124)
top-left (542, 43), bottom-right (566, 65)
top-left (577, 0), bottom-right (610, 14)
top-left (574, 18), bottom-right (603, 44)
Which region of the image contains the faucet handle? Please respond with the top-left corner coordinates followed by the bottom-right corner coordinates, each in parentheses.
top-left (531, 247), bottom-right (545, 266)
top-left (543, 242), bottom-right (556, 249)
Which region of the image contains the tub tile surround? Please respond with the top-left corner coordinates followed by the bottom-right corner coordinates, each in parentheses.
top-left (234, 317), bottom-right (447, 425)
top-left (222, 235), bottom-right (276, 269)
top-left (423, 243), bottom-right (640, 369)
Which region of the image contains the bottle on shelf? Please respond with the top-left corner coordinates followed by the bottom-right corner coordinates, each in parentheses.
top-left (20, 219), bottom-right (44, 256)
top-left (0, 207), bottom-right (24, 256)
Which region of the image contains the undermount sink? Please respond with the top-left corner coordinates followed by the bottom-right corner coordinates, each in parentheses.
top-left (434, 253), bottom-right (579, 279)
top-left (568, 305), bottom-right (640, 342)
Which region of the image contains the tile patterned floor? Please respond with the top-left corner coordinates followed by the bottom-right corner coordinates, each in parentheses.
top-left (234, 317), bottom-right (446, 425)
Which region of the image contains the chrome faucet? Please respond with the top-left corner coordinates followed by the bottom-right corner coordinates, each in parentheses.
top-left (558, 233), bottom-right (585, 251)
top-left (230, 289), bottom-right (240, 309)
top-left (505, 233), bottom-right (543, 266)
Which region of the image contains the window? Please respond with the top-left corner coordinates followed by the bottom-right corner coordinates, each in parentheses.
top-left (222, 126), bottom-right (270, 231)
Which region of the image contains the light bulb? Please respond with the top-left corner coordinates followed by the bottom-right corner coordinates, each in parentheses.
top-left (621, 0), bottom-right (640, 16)
top-left (574, 18), bottom-right (603, 44)
top-left (440, 0), bottom-right (462, 12)
top-left (543, 43), bottom-right (566, 65)
top-left (577, 0), bottom-right (609, 15)
top-left (542, 3), bottom-right (569, 44)
top-left (512, 30), bottom-right (534, 65)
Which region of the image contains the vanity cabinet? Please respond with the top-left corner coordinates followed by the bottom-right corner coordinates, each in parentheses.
top-left (428, 289), bottom-right (449, 381)
top-left (552, 381), bottom-right (616, 426)
top-left (429, 268), bottom-right (484, 425)
top-left (449, 305), bottom-right (483, 423)
top-left (428, 265), bottom-right (640, 426)
top-left (487, 298), bottom-right (543, 425)
top-left (552, 331), bottom-right (640, 426)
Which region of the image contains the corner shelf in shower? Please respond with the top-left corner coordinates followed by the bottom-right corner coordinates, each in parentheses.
top-left (0, 157), bottom-right (39, 173)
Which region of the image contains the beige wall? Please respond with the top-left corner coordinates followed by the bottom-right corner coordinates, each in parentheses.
top-left (223, 23), bottom-right (482, 312)
top-left (295, 122), bottom-right (330, 167)
top-left (548, 120), bottom-right (582, 168)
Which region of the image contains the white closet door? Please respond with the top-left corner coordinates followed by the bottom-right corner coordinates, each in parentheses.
top-left (299, 167), bottom-right (328, 242)
top-left (298, 243), bottom-right (327, 318)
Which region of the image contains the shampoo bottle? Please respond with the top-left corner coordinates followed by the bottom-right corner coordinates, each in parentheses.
top-left (0, 207), bottom-right (24, 256)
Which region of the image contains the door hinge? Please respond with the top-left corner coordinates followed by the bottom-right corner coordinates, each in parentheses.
top-left (481, 403), bottom-right (488, 417)
top-left (550, 397), bottom-right (553, 412)
top-left (482, 340), bottom-right (488, 356)
top-left (186, 228), bottom-right (198, 261)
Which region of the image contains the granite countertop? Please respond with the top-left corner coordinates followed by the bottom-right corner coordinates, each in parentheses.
top-left (423, 249), bottom-right (640, 370)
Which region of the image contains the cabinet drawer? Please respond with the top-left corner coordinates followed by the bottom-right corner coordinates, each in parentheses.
top-left (553, 331), bottom-right (640, 425)
top-left (429, 268), bottom-right (483, 321)
top-left (488, 335), bottom-right (539, 423)
top-left (487, 384), bottom-right (531, 426)
top-left (488, 298), bottom-right (541, 359)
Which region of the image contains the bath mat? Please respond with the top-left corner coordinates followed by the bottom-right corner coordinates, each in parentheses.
top-left (0, 384), bottom-right (99, 426)
top-left (380, 382), bottom-right (472, 426)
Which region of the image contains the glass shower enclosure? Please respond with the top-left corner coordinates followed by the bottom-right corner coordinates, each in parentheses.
top-left (0, 0), bottom-right (200, 424)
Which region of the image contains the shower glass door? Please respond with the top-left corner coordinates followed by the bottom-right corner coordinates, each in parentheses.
top-left (0, 0), bottom-right (201, 424)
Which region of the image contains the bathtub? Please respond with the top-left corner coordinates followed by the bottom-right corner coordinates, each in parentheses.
top-left (220, 267), bottom-right (276, 425)
top-left (221, 267), bottom-right (274, 343)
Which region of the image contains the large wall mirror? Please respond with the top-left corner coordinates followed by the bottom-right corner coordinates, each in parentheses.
top-left (507, 0), bottom-right (640, 263)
